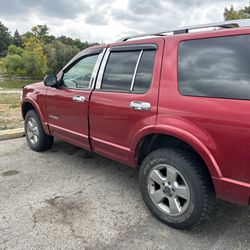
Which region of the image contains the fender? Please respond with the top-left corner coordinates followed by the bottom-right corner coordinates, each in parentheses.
top-left (21, 97), bottom-right (51, 135)
top-left (129, 124), bottom-right (222, 178)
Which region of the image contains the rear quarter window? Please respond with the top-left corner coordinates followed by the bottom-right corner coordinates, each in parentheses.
top-left (178, 34), bottom-right (250, 100)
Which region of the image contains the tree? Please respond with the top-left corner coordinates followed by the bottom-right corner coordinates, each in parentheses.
top-left (24, 36), bottom-right (48, 76)
top-left (0, 22), bottom-right (99, 77)
top-left (57, 35), bottom-right (74, 46)
top-left (224, 4), bottom-right (250, 20)
top-left (31, 24), bottom-right (49, 37)
top-left (57, 35), bottom-right (99, 50)
top-left (45, 40), bottom-right (80, 74)
top-left (2, 37), bottom-right (48, 77)
top-left (21, 31), bottom-right (34, 42)
top-left (13, 29), bottom-right (23, 47)
top-left (8, 44), bottom-right (24, 56)
top-left (0, 22), bottom-right (12, 57)
top-left (31, 24), bottom-right (52, 43)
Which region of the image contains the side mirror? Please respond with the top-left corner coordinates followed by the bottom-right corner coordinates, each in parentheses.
top-left (43, 74), bottom-right (58, 87)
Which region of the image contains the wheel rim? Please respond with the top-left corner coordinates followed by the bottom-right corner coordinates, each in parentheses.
top-left (147, 164), bottom-right (190, 216)
top-left (26, 117), bottom-right (39, 145)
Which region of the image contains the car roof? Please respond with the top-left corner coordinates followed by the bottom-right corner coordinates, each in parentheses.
top-left (116, 19), bottom-right (250, 42)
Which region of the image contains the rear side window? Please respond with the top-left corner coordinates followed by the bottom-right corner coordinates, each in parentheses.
top-left (178, 35), bottom-right (250, 100)
top-left (133, 50), bottom-right (156, 93)
top-left (101, 49), bottom-right (156, 93)
top-left (102, 51), bottom-right (140, 92)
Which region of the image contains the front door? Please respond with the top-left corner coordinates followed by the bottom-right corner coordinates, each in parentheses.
top-left (46, 51), bottom-right (103, 150)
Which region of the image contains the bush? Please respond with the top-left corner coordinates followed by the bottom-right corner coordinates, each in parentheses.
top-left (22, 50), bottom-right (47, 77)
top-left (8, 45), bottom-right (24, 56)
top-left (2, 54), bottom-right (26, 76)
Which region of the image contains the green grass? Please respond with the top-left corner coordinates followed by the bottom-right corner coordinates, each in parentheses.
top-left (0, 78), bottom-right (40, 89)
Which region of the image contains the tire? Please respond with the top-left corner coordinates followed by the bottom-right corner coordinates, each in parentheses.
top-left (139, 147), bottom-right (215, 229)
top-left (25, 109), bottom-right (54, 152)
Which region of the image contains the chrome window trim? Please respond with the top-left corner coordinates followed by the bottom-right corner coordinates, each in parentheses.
top-left (130, 50), bottom-right (143, 91)
top-left (95, 48), bottom-right (110, 89)
top-left (96, 47), bottom-right (155, 93)
top-left (89, 48), bottom-right (106, 89)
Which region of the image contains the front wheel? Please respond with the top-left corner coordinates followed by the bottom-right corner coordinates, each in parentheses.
top-left (25, 109), bottom-right (54, 151)
top-left (139, 147), bottom-right (215, 229)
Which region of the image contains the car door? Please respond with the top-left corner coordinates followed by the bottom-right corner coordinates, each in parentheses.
top-left (89, 39), bottom-right (164, 165)
top-left (46, 48), bottom-right (105, 150)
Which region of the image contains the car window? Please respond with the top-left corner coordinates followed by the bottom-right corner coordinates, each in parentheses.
top-left (63, 54), bottom-right (99, 89)
top-left (178, 34), bottom-right (250, 100)
top-left (101, 49), bottom-right (156, 93)
top-left (133, 50), bottom-right (156, 93)
top-left (101, 51), bottom-right (140, 92)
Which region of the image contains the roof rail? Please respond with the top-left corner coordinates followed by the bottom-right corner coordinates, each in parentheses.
top-left (117, 19), bottom-right (250, 42)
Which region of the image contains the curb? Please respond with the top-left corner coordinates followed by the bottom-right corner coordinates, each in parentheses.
top-left (0, 128), bottom-right (25, 141)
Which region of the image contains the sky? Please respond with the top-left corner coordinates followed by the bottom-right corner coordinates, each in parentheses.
top-left (0, 0), bottom-right (249, 43)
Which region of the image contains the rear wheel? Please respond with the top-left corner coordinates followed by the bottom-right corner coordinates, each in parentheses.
top-left (139, 147), bottom-right (215, 229)
top-left (25, 109), bottom-right (54, 151)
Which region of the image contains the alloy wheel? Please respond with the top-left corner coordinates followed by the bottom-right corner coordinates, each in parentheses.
top-left (147, 164), bottom-right (190, 216)
top-left (26, 117), bottom-right (39, 145)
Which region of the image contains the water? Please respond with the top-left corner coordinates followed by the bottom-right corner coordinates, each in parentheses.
top-left (0, 78), bottom-right (42, 90)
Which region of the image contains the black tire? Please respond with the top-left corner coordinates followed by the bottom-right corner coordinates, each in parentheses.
top-left (25, 109), bottom-right (54, 151)
top-left (139, 147), bottom-right (215, 229)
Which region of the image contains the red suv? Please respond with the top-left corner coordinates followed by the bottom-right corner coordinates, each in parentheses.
top-left (21, 20), bottom-right (250, 229)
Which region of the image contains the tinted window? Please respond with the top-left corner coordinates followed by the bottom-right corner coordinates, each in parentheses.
top-left (101, 51), bottom-right (140, 92)
top-left (63, 54), bottom-right (99, 89)
top-left (178, 35), bottom-right (250, 100)
top-left (133, 50), bottom-right (156, 93)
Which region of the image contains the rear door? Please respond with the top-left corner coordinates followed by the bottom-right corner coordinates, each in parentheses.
top-left (46, 48), bottom-right (105, 149)
top-left (89, 39), bottom-right (164, 165)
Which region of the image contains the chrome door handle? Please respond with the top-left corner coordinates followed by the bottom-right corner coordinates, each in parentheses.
top-left (130, 101), bottom-right (151, 111)
top-left (72, 95), bottom-right (85, 103)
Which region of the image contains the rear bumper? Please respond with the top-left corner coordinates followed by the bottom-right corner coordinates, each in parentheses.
top-left (213, 177), bottom-right (250, 206)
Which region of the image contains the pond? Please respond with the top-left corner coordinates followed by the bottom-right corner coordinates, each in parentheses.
top-left (0, 77), bottom-right (42, 90)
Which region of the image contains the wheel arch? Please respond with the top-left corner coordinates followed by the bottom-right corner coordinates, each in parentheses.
top-left (131, 126), bottom-right (222, 179)
top-left (21, 98), bottom-right (51, 135)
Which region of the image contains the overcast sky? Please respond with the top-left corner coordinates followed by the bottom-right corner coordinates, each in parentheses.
top-left (0, 0), bottom-right (249, 43)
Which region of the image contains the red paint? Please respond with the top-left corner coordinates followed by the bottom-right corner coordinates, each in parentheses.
top-left (89, 38), bottom-right (164, 165)
top-left (21, 27), bottom-right (250, 206)
top-left (46, 86), bottom-right (91, 150)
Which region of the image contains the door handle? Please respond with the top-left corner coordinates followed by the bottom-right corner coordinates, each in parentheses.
top-left (130, 101), bottom-right (151, 111)
top-left (72, 95), bottom-right (86, 103)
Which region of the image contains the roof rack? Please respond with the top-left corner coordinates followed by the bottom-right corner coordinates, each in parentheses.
top-left (117, 19), bottom-right (250, 42)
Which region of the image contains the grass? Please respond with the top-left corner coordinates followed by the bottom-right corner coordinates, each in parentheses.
top-left (0, 78), bottom-right (40, 89)
top-left (0, 93), bottom-right (23, 130)
top-left (0, 58), bottom-right (4, 75)
top-left (0, 69), bottom-right (41, 130)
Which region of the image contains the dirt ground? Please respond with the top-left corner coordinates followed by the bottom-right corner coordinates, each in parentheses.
top-left (0, 92), bottom-right (23, 130)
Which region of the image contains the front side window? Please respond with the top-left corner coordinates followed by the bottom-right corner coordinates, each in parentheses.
top-left (62, 54), bottom-right (99, 89)
top-left (101, 49), bottom-right (156, 93)
top-left (178, 34), bottom-right (250, 100)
